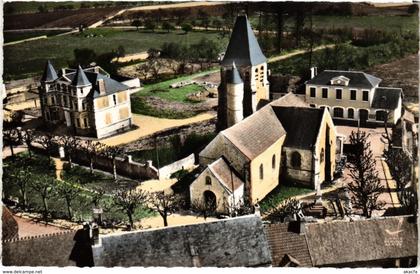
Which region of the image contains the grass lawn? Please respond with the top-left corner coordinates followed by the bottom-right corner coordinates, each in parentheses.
top-left (259, 184), bottom-right (313, 213)
top-left (4, 28), bottom-right (228, 80)
top-left (4, 30), bottom-right (68, 43)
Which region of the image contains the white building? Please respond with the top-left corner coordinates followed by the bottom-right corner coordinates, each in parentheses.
top-left (39, 61), bottom-right (135, 138)
top-left (305, 69), bottom-right (403, 126)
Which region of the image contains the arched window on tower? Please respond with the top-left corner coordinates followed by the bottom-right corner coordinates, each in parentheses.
top-left (259, 164), bottom-right (264, 180)
top-left (272, 154), bottom-right (276, 169)
top-left (205, 176), bottom-right (212, 185)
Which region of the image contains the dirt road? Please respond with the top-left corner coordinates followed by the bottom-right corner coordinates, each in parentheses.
top-left (100, 112), bottom-right (215, 146)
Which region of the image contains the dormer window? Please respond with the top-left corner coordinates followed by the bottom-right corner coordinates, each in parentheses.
top-left (330, 75), bottom-right (350, 86)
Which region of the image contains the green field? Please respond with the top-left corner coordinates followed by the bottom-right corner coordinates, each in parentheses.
top-left (4, 28), bottom-right (228, 80)
top-left (4, 30), bottom-right (68, 43)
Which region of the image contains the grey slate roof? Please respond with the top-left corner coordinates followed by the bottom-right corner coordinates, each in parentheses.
top-left (222, 106), bottom-right (286, 160)
top-left (63, 68), bottom-right (129, 98)
top-left (226, 63), bottom-right (243, 84)
top-left (272, 106), bottom-right (324, 149)
top-left (41, 60), bottom-right (58, 82)
top-left (371, 87), bottom-right (402, 110)
top-left (93, 215), bottom-right (272, 267)
top-left (221, 15), bottom-right (267, 67)
top-left (305, 216), bottom-right (418, 266)
top-left (306, 70), bottom-right (382, 88)
top-left (71, 65), bottom-right (91, 87)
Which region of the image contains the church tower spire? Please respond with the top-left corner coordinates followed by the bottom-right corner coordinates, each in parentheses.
top-left (217, 13), bottom-right (270, 131)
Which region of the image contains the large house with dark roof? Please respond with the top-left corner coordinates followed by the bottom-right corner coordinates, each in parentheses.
top-left (191, 93), bottom-right (337, 212)
top-left (305, 69), bottom-right (403, 126)
top-left (39, 61), bottom-right (135, 138)
top-left (217, 13), bottom-right (270, 130)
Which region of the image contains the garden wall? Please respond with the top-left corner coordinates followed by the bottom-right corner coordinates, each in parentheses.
top-left (158, 153), bottom-right (195, 180)
top-left (2, 230), bottom-right (77, 266)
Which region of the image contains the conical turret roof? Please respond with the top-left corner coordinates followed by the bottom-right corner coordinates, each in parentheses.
top-left (227, 62), bottom-right (243, 84)
top-left (71, 65), bottom-right (91, 86)
top-left (221, 14), bottom-right (267, 67)
top-left (41, 60), bottom-right (58, 82)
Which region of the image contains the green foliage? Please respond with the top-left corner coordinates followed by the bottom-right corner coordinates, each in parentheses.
top-left (181, 23), bottom-right (193, 33)
top-left (259, 185), bottom-right (312, 213)
top-left (265, 198), bottom-right (302, 222)
top-left (161, 21), bottom-right (175, 33)
top-left (144, 19), bottom-right (157, 32)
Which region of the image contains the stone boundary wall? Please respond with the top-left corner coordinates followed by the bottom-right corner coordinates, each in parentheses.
top-left (158, 153), bottom-right (195, 180)
top-left (2, 230), bottom-right (77, 266)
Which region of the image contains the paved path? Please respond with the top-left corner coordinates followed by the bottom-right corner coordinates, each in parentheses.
top-left (267, 44), bottom-right (337, 63)
top-left (100, 112), bottom-right (215, 146)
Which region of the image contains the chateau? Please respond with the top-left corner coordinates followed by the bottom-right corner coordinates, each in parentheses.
top-left (39, 62), bottom-right (135, 138)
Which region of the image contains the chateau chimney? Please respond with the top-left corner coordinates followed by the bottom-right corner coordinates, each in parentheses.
top-left (98, 79), bottom-right (106, 95)
top-left (310, 67), bottom-right (318, 79)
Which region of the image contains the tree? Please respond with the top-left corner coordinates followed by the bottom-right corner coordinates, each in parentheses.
top-left (20, 129), bottom-right (36, 159)
top-left (266, 198), bottom-right (302, 222)
top-left (30, 174), bottom-right (55, 221)
top-left (212, 18), bottom-right (223, 31)
top-left (3, 129), bottom-right (19, 157)
top-left (191, 197), bottom-right (216, 220)
top-left (148, 191), bottom-right (183, 227)
top-left (116, 45), bottom-right (126, 61)
top-left (35, 133), bottom-right (57, 158)
top-left (73, 48), bottom-right (97, 67)
top-left (161, 21), bottom-right (175, 33)
top-left (346, 130), bottom-right (384, 218)
top-left (144, 19), bottom-right (156, 32)
top-left (112, 183), bottom-right (148, 230)
top-left (83, 140), bottom-right (105, 174)
top-left (131, 19), bottom-right (141, 31)
top-left (4, 162), bottom-right (32, 209)
top-left (294, 3), bottom-right (306, 48)
top-left (147, 48), bottom-right (160, 59)
top-left (102, 145), bottom-right (125, 180)
top-left (181, 23), bottom-right (193, 34)
top-left (58, 135), bottom-right (80, 168)
top-left (54, 179), bottom-right (82, 220)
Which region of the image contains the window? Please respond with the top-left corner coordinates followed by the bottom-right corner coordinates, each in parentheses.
top-left (310, 87), bottom-right (316, 97)
top-left (82, 101), bottom-right (86, 110)
top-left (259, 164), bottom-right (264, 180)
top-left (75, 119), bottom-right (81, 128)
top-left (348, 108), bottom-right (354, 119)
top-left (336, 89), bottom-right (342, 100)
top-left (63, 96), bottom-right (68, 108)
top-left (113, 94), bottom-right (117, 105)
top-left (291, 152), bottom-right (301, 169)
top-left (350, 90), bottom-right (356, 100)
top-left (272, 154), bottom-right (276, 169)
top-left (45, 111), bottom-right (50, 121)
top-left (51, 96), bottom-right (56, 105)
top-left (320, 148), bottom-right (325, 163)
top-left (376, 110), bottom-right (387, 122)
top-left (362, 90), bottom-right (369, 101)
top-left (310, 104), bottom-right (316, 108)
top-left (322, 88), bottom-right (328, 98)
top-left (57, 84), bottom-right (61, 91)
top-left (205, 176), bottom-right (212, 185)
top-left (333, 108), bottom-right (344, 118)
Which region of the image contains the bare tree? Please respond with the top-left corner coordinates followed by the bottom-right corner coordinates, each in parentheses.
top-left (346, 130), bottom-right (384, 218)
top-left (112, 183), bottom-right (148, 230)
top-left (83, 140), bottom-right (106, 174)
top-left (35, 133), bottom-right (57, 158)
top-left (148, 191), bottom-right (183, 227)
top-left (191, 197), bottom-right (216, 220)
top-left (20, 129), bottom-right (36, 159)
top-left (102, 145), bottom-right (124, 180)
top-left (54, 179), bottom-right (82, 220)
top-left (30, 174), bottom-right (56, 221)
top-left (58, 135), bottom-right (81, 168)
top-left (4, 162), bottom-right (31, 209)
top-left (3, 129), bottom-right (20, 157)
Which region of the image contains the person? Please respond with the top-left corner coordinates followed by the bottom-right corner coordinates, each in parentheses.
top-left (69, 222), bottom-right (94, 267)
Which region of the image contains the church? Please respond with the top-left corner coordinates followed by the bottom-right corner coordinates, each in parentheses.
top-left (190, 13), bottom-right (338, 213)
